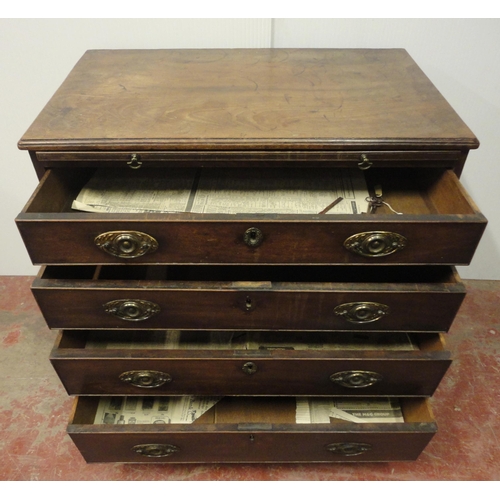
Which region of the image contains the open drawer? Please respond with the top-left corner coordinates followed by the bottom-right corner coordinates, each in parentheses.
top-left (68, 396), bottom-right (437, 463)
top-left (16, 166), bottom-right (486, 265)
top-left (51, 330), bottom-right (451, 397)
top-left (32, 264), bottom-right (465, 332)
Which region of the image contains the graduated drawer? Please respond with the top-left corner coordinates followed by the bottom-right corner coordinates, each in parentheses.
top-left (68, 396), bottom-right (436, 463)
top-left (16, 166), bottom-right (486, 265)
top-left (32, 265), bottom-right (465, 332)
top-left (51, 330), bottom-right (451, 397)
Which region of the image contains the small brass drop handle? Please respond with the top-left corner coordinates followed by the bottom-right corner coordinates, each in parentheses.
top-left (127, 153), bottom-right (143, 169)
top-left (132, 444), bottom-right (179, 458)
top-left (119, 370), bottom-right (172, 388)
top-left (357, 154), bottom-right (373, 170)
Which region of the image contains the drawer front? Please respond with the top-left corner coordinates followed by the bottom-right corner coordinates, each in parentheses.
top-left (68, 397), bottom-right (436, 463)
top-left (69, 427), bottom-right (435, 463)
top-left (17, 167), bottom-right (487, 266)
top-left (33, 266), bottom-right (465, 332)
top-left (17, 218), bottom-right (486, 266)
top-left (51, 352), bottom-right (451, 397)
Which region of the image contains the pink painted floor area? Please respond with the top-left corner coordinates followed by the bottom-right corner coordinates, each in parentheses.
top-left (1, 276), bottom-right (499, 480)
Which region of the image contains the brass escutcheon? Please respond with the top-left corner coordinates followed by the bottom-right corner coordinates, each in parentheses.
top-left (132, 444), bottom-right (179, 458)
top-left (242, 362), bottom-right (258, 375)
top-left (95, 231), bottom-right (159, 259)
top-left (119, 370), bottom-right (172, 388)
top-left (103, 299), bottom-right (161, 321)
top-left (344, 231), bottom-right (407, 258)
top-left (334, 302), bottom-right (390, 323)
top-left (244, 296), bottom-right (255, 311)
top-left (326, 443), bottom-right (372, 456)
top-left (244, 227), bottom-right (264, 248)
top-left (330, 370), bottom-right (383, 388)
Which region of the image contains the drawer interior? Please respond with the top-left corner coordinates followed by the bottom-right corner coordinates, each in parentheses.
top-left (70, 396), bottom-right (433, 426)
top-left (24, 166), bottom-right (478, 217)
top-left (56, 329), bottom-right (445, 353)
top-left (40, 264), bottom-right (459, 284)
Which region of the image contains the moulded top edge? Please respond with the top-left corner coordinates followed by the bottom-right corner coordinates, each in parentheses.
top-left (17, 136), bottom-right (480, 152)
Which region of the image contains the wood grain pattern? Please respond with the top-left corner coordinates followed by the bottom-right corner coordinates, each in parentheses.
top-left (32, 265), bottom-right (465, 332)
top-left (16, 167), bottom-right (487, 265)
top-left (67, 397), bottom-right (436, 463)
top-left (18, 49), bottom-right (478, 152)
top-left (50, 331), bottom-right (451, 397)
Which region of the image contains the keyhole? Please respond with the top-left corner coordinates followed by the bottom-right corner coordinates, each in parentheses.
top-left (244, 227), bottom-right (263, 248)
top-left (245, 296), bottom-right (253, 311)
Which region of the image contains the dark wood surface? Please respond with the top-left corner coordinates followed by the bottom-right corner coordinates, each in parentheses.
top-left (32, 265), bottom-right (465, 332)
top-left (16, 167), bottom-right (487, 266)
top-left (18, 49), bottom-right (478, 153)
top-left (67, 397), bottom-right (436, 463)
top-left (14, 48), bottom-right (485, 465)
top-left (50, 331), bottom-right (451, 397)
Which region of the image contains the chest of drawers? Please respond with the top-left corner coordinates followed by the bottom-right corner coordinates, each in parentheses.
top-left (16, 48), bottom-right (486, 463)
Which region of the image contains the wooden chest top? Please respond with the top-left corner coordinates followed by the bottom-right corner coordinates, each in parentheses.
top-left (18, 48), bottom-right (478, 152)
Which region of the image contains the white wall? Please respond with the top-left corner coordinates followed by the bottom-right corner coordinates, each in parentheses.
top-left (1, 18), bottom-right (499, 278)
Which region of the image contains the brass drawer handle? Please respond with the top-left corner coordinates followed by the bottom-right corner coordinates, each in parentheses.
top-left (95, 231), bottom-right (158, 259)
top-left (344, 231), bottom-right (407, 258)
top-left (357, 154), bottom-right (373, 170)
top-left (244, 227), bottom-right (264, 248)
top-left (119, 370), bottom-right (172, 388)
top-left (334, 302), bottom-right (389, 323)
top-left (330, 370), bottom-right (383, 388)
top-left (326, 443), bottom-right (372, 456)
top-left (132, 444), bottom-right (179, 458)
top-left (242, 362), bottom-right (258, 375)
top-left (104, 299), bottom-right (161, 321)
top-left (127, 153), bottom-right (142, 169)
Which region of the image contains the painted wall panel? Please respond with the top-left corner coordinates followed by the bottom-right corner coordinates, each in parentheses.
top-left (0, 18), bottom-right (271, 275)
top-left (273, 18), bottom-right (500, 279)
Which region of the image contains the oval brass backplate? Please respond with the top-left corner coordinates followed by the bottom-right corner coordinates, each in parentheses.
top-left (334, 302), bottom-right (390, 323)
top-left (326, 443), bottom-right (372, 456)
top-left (119, 370), bottom-right (172, 388)
top-left (330, 370), bottom-right (383, 388)
top-left (344, 231), bottom-right (407, 258)
top-left (95, 230), bottom-right (158, 259)
top-left (103, 299), bottom-right (161, 321)
top-left (132, 444), bottom-right (179, 458)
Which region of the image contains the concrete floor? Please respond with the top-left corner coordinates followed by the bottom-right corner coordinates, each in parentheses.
top-left (1, 276), bottom-right (499, 480)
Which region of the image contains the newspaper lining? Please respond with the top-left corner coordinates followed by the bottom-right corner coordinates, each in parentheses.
top-left (85, 330), bottom-right (417, 351)
top-left (93, 396), bottom-right (221, 425)
top-left (296, 398), bottom-right (404, 424)
top-left (71, 168), bottom-right (369, 215)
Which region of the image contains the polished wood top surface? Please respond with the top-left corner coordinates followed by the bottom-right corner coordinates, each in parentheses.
top-left (19, 49), bottom-right (478, 152)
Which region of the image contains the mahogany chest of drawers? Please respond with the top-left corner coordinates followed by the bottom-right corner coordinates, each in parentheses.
top-left (16, 48), bottom-right (486, 463)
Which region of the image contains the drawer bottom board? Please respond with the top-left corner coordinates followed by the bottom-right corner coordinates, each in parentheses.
top-left (68, 396), bottom-right (436, 463)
